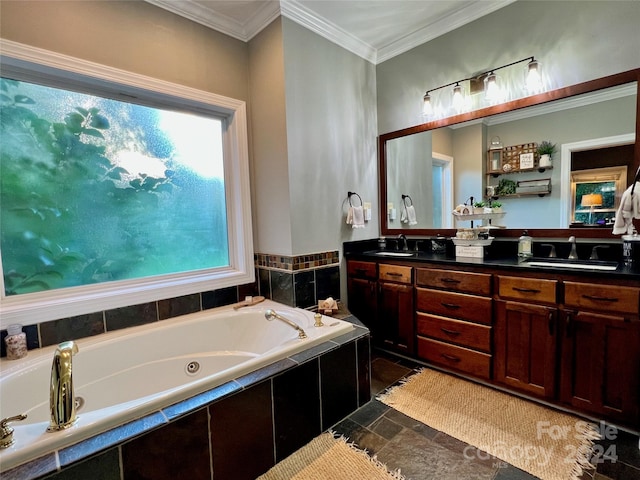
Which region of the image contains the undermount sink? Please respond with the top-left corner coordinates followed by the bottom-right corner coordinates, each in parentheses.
top-left (371, 251), bottom-right (415, 257)
top-left (524, 258), bottom-right (619, 271)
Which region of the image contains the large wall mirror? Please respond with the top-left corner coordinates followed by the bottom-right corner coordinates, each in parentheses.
top-left (379, 69), bottom-right (640, 238)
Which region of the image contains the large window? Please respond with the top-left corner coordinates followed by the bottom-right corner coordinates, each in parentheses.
top-left (0, 42), bottom-right (253, 327)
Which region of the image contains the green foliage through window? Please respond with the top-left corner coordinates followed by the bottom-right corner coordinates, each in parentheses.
top-left (1, 77), bottom-right (229, 296)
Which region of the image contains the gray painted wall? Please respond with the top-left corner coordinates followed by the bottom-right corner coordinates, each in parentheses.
top-left (282, 18), bottom-right (378, 255)
top-left (248, 19), bottom-right (293, 255)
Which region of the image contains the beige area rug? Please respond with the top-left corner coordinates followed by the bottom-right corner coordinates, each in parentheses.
top-left (378, 368), bottom-right (600, 480)
top-left (257, 432), bottom-right (405, 480)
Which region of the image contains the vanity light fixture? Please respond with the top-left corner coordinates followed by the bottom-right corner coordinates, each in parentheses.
top-left (422, 92), bottom-right (433, 116)
top-left (526, 58), bottom-right (543, 93)
top-left (484, 72), bottom-right (501, 103)
top-left (452, 83), bottom-right (464, 113)
top-left (421, 56), bottom-right (544, 117)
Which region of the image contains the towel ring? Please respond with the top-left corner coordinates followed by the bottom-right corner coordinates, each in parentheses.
top-left (402, 194), bottom-right (413, 207)
top-left (632, 165), bottom-right (640, 196)
top-left (347, 191), bottom-right (362, 207)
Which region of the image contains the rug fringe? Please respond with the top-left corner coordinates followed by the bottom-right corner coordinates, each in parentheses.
top-left (567, 421), bottom-right (602, 480)
top-left (376, 367), bottom-right (425, 404)
top-left (328, 430), bottom-right (406, 480)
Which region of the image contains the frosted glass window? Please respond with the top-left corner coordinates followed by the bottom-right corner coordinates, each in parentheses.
top-left (1, 77), bottom-right (228, 296)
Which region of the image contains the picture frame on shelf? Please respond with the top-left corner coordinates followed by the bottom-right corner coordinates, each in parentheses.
top-left (519, 152), bottom-right (534, 169)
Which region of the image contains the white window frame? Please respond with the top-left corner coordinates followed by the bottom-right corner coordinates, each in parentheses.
top-left (0, 40), bottom-right (254, 328)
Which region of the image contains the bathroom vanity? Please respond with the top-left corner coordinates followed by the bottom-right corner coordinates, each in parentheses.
top-left (345, 242), bottom-right (640, 430)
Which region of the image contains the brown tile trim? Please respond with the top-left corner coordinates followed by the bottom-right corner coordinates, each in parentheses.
top-left (254, 250), bottom-right (339, 271)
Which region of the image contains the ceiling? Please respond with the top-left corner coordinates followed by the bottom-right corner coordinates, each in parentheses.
top-left (144, 0), bottom-right (516, 64)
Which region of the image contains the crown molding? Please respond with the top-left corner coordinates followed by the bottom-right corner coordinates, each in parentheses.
top-left (144, 0), bottom-right (280, 42)
top-left (144, 0), bottom-right (514, 64)
top-left (280, 1), bottom-right (376, 63)
top-left (377, 0), bottom-right (517, 63)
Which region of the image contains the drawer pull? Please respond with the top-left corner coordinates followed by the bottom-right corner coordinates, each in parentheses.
top-left (441, 302), bottom-right (461, 309)
top-left (440, 353), bottom-right (461, 363)
top-left (441, 278), bottom-right (461, 284)
top-left (440, 327), bottom-right (461, 336)
top-left (355, 268), bottom-right (368, 275)
top-left (386, 272), bottom-right (403, 277)
top-left (581, 294), bottom-right (618, 303)
top-left (512, 287), bottom-right (541, 294)
top-left (548, 312), bottom-right (555, 336)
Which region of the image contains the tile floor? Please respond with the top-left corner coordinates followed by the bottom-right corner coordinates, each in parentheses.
top-left (332, 351), bottom-right (640, 480)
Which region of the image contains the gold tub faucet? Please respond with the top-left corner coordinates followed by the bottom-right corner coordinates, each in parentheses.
top-left (48, 341), bottom-right (79, 432)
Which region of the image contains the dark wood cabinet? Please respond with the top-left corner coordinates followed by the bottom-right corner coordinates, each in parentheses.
top-left (494, 300), bottom-right (558, 399)
top-left (378, 280), bottom-right (414, 354)
top-left (345, 256), bottom-right (640, 428)
top-left (347, 260), bottom-right (413, 354)
top-left (346, 260), bottom-right (377, 334)
top-left (415, 267), bottom-right (492, 380)
top-left (560, 310), bottom-right (640, 425)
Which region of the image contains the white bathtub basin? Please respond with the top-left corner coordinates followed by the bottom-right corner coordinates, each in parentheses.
top-left (0, 301), bottom-right (354, 471)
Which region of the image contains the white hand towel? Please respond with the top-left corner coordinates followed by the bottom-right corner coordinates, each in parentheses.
top-left (612, 182), bottom-right (640, 235)
top-left (401, 208), bottom-right (408, 223)
top-left (406, 205), bottom-right (418, 225)
top-left (351, 206), bottom-right (365, 228)
top-left (346, 207), bottom-right (354, 225)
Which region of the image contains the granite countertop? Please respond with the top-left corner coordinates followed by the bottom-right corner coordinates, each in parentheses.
top-left (344, 238), bottom-right (640, 281)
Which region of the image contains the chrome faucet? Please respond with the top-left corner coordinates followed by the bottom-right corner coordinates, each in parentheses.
top-left (568, 236), bottom-right (579, 260)
top-left (48, 341), bottom-right (79, 432)
top-left (264, 309), bottom-right (307, 339)
top-left (397, 234), bottom-right (408, 251)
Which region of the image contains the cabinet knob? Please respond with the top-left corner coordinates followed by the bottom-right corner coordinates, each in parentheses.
top-left (565, 313), bottom-right (572, 337)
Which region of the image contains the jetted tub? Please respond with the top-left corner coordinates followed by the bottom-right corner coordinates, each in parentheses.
top-left (0, 300), bottom-right (354, 471)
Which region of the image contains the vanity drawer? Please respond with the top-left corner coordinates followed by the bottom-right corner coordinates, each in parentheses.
top-left (417, 337), bottom-right (491, 379)
top-left (379, 264), bottom-right (412, 284)
top-left (497, 276), bottom-right (557, 304)
top-left (416, 268), bottom-right (491, 296)
top-left (416, 312), bottom-right (491, 353)
top-left (347, 260), bottom-right (377, 279)
top-left (564, 282), bottom-right (639, 315)
top-left (416, 288), bottom-right (492, 325)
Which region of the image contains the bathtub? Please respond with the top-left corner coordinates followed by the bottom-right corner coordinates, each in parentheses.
top-left (0, 300), bottom-right (354, 472)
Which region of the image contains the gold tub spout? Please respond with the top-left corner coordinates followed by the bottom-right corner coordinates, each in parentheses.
top-left (48, 341), bottom-right (79, 432)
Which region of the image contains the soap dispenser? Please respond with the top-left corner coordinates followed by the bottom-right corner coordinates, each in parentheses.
top-left (518, 230), bottom-right (533, 258)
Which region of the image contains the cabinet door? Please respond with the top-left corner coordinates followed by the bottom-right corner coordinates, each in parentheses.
top-left (378, 282), bottom-right (414, 355)
top-left (347, 277), bottom-right (377, 332)
top-left (560, 310), bottom-right (640, 426)
top-left (494, 300), bottom-right (557, 398)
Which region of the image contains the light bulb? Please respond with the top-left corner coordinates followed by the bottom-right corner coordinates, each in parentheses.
top-left (485, 72), bottom-right (501, 103)
top-left (422, 93), bottom-right (433, 116)
top-left (526, 59), bottom-right (543, 93)
top-left (452, 84), bottom-right (464, 113)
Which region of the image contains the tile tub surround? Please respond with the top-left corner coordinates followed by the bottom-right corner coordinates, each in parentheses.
top-left (0, 248), bottom-right (340, 358)
top-left (0, 282), bottom-right (259, 357)
top-left (255, 250), bottom-right (341, 309)
top-left (2, 319), bottom-right (370, 480)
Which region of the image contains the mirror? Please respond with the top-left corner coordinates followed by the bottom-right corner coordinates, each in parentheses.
top-left (379, 69), bottom-right (640, 238)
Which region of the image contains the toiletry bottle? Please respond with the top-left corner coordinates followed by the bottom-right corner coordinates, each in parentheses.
top-left (518, 230), bottom-right (533, 258)
top-left (5, 324), bottom-right (27, 360)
